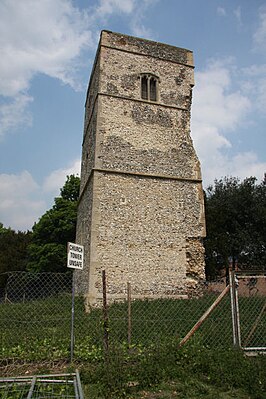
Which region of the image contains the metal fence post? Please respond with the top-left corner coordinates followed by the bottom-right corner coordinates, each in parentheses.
top-left (70, 272), bottom-right (75, 362)
top-left (229, 270), bottom-right (241, 348)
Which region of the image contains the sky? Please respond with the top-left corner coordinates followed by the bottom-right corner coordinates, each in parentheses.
top-left (0, 0), bottom-right (266, 231)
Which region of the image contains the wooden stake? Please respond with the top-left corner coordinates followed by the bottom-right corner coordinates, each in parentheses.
top-left (178, 285), bottom-right (230, 348)
top-left (102, 270), bottom-right (109, 354)
top-left (127, 282), bottom-right (132, 347)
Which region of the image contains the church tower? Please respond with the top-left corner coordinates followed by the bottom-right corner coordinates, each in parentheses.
top-left (76, 31), bottom-right (206, 305)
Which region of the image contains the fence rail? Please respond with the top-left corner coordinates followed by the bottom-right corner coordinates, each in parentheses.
top-left (0, 371), bottom-right (84, 398)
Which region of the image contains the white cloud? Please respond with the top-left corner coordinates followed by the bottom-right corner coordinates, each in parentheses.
top-left (131, 20), bottom-right (153, 39)
top-left (0, 0), bottom-right (92, 97)
top-left (92, 0), bottom-right (156, 38)
top-left (0, 171), bottom-right (45, 231)
top-left (95, 0), bottom-right (135, 16)
top-left (253, 6), bottom-right (266, 52)
top-left (198, 150), bottom-right (266, 188)
top-left (129, 0), bottom-right (158, 38)
top-left (217, 7), bottom-right (226, 17)
top-left (0, 0), bottom-right (92, 138)
top-left (191, 59), bottom-right (256, 186)
top-left (192, 59), bottom-right (250, 134)
top-left (0, 95), bottom-right (33, 139)
top-left (233, 6), bottom-right (242, 28)
top-left (0, 159), bottom-right (81, 231)
top-left (229, 152), bottom-right (266, 182)
top-left (43, 159), bottom-right (81, 194)
top-left (241, 64), bottom-right (266, 115)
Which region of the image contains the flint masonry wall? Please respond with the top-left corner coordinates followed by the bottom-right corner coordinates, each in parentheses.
top-left (76, 31), bottom-right (206, 305)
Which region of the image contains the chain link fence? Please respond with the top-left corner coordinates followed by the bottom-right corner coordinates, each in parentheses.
top-left (0, 272), bottom-right (73, 364)
top-left (102, 283), bottom-right (233, 350)
top-left (0, 271), bottom-right (265, 369)
top-left (236, 273), bottom-right (266, 351)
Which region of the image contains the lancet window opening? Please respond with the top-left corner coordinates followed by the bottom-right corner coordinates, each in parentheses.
top-left (140, 74), bottom-right (159, 101)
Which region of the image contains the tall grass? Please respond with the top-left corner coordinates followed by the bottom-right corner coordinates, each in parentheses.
top-left (0, 293), bottom-right (265, 362)
top-left (1, 294), bottom-right (265, 397)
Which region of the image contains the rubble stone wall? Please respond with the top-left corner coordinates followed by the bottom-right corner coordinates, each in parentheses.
top-left (76, 31), bottom-right (206, 305)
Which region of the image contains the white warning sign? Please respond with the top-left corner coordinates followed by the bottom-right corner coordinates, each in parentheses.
top-left (67, 242), bottom-right (84, 270)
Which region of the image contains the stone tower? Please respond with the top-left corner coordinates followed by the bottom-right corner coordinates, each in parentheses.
top-left (76, 31), bottom-right (206, 305)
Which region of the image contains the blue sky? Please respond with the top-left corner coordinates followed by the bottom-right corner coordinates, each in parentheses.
top-left (0, 0), bottom-right (266, 231)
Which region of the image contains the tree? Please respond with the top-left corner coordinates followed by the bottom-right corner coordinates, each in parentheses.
top-left (0, 224), bottom-right (32, 291)
top-left (204, 176), bottom-right (266, 279)
top-left (27, 175), bottom-right (80, 272)
top-left (0, 224), bottom-right (32, 274)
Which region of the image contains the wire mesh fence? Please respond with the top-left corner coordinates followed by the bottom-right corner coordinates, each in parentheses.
top-left (236, 273), bottom-right (266, 351)
top-left (0, 270), bottom-right (265, 369)
top-left (0, 272), bottom-right (73, 363)
top-left (102, 287), bottom-right (233, 350)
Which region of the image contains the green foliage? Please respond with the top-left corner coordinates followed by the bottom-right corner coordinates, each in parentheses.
top-left (27, 175), bottom-right (80, 272)
top-left (0, 225), bottom-right (31, 283)
top-left (0, 222), bottom-right (10, 234)
top-left (204, 176), bottom-right (266, 279)
top-left (81, 343), bottom-right (266, 398)
top-left (60, 174), bottom-right (80, 201)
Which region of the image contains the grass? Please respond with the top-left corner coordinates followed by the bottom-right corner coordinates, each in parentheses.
top-left (80, 343), bottom-right (266, 398)
top-left (0, 293), bottom-right (265, 397)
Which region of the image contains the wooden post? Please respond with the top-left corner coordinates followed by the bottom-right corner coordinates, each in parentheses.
top-left (102, 270), bottom-right (109, 354)
top-left (127, 282), bottom-right (132, 347)
top-left (178, 285), bottom-right (230, 348)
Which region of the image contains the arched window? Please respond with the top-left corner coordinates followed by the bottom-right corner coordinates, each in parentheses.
top-left (140, 74), bottom-right (159, 101)
top-left (141, 76), bottom-right (148, 100)
top-left (150, 77), bottom-right (157, 101)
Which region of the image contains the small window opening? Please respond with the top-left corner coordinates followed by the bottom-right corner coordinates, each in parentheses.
top-left (141, 76), bottom-right (148, 100)
top-left (140, 74), bottom-right (159, 101)
top-left (150, 77), bottom-right (157, 101)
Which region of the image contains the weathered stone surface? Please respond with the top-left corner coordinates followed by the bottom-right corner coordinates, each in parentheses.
top-left (75, 177), bottom-right (94, 295)
top-left (101, 30), bottom-right (194, 67)
top-left (76, 31), bottom-right (205, 305)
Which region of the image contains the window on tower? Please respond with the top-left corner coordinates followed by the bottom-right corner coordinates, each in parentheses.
top-left (141, 75), bottom-right (148, 100)
top-left (140, 74), bottom-right (159, 101)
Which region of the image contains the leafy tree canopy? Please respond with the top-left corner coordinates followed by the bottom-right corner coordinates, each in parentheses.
top-left (27, 175), bottom-right (80, 272)
top-left (0, 222), bottom-right (11, 234)
top-left (204, 175), bottom-right (266, 279)
top-left (0, 224), bottom-right (32, 278)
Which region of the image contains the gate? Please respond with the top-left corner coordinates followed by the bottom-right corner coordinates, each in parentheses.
top-left (231, 272), bottom-right (266, 352)
top-left (0, 371), bottom-right (84, 398)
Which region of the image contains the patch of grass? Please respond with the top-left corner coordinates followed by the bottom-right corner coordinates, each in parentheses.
top-left (0, 293), bottom-right (265, 362)
top-left (80, 344), bottom-right (266, 399)
top-left (127, 382), bottom-right (251, 399)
